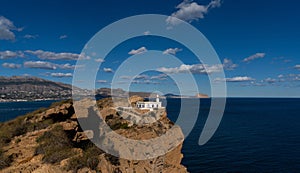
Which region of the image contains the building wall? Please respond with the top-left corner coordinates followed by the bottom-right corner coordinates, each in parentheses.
top-left (136, 102), bottom-right (162, 109)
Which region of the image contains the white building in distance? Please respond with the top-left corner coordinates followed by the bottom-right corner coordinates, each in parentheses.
top-left (136, 95), bottom-right (162, 110)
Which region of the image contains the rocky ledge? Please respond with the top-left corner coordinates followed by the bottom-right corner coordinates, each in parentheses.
top-left (0, 96), bottom-right (188, 173)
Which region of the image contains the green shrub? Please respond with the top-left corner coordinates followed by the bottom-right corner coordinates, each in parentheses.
top-left (66, 142), bottom-right (103, 171)
top-left (35, 125), bottom-right (75, 164)
top-left (0, 107), bottom-right (54, 148)
top-left (110, 122), bottom-right (129, 130)
top-left (0, 149), bottom-right (12, 170)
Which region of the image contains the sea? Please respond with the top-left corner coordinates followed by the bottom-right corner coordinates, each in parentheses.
top-left (1, 98), bottom-right (300, 172)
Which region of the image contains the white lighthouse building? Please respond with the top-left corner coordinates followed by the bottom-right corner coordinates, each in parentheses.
top-left (136, 95), bottom-right (162, 110)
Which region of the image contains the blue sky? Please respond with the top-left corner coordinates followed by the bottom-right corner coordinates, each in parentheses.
top-left (0, 0), bottom-right (299, 97)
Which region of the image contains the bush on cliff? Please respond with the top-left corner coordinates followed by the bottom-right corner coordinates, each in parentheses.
top-left (66, 142), bottom-right (103, 171)
top-left (35, 125), bottom-right (75, 163)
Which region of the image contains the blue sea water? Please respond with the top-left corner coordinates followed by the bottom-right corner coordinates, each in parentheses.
top-left (166, 98), bottom-right (300, 172)
top-left (0, 100), bottom-right (55, 122)
top-left (1, 98), bottom-right (300, 172)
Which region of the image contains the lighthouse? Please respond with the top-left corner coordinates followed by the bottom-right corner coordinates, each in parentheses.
top-left (136, 94), bottom-right (163, 110)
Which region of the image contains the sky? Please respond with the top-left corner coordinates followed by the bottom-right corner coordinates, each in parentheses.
top-left (0, 0), bottom-right (299, 97)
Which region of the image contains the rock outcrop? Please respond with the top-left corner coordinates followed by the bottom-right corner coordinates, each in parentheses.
top-left (0, 97), bottom-right (188, 173)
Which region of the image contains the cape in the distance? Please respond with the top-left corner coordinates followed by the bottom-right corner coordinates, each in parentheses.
top-left (0, 76), bottom-right (209, 102)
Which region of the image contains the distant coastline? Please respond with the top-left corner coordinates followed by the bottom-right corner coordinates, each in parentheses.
top-left (0, 98), bottom-right (64, 103)
top-left (0, 76), bottom-right (209, 102)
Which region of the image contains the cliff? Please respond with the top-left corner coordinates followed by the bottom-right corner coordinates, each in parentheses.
top-left (0, 97), bottom-right (188, 173)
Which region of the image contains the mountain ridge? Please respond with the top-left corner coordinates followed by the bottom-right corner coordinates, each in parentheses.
top-left (0, 76), bottom-right (209, 101)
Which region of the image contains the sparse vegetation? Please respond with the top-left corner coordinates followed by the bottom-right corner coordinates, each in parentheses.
top-left (66, 142), bottom-right (103, 171)
top-left (110, 122), bottom-right (129, 130)
top-left (49, 99), bottom-right (72, 108)
top-left (35, 125), bottom-right (75, 164)
top-left (0, 149), bottom-right (12, 170)
top-left (0, 110), bottom-right (53, 147)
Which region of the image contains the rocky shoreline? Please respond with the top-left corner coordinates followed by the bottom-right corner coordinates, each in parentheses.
top-left (0, 97), bottom-right (188, 173)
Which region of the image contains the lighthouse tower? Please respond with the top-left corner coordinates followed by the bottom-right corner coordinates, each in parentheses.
top-left (156, 94), bottom-right (159, 102)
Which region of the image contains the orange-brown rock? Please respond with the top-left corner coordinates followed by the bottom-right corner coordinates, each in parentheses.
top-left (0, 98), bottom-right (188, 173)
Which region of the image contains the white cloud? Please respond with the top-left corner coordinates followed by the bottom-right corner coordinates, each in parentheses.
top-left (150, 74), bottom-right (168, 80)
top-left (59, 63), bottom-right (76, 70)
top-left (294, 65), bottom-right (300, 70)
top-left (278, 74), bottom-right (284, 78)
top-left (50, 73), bottom-right (72, 78)
top-left (95, 58), bottom-right (104, 62)
top-left (243, 53), bottom-right (266, 62)
top-left (157, 64), bottom-right (223, 74)
top-left (25, 50), bottom-right (90, 60)
top-left (0, 50), bottom-right (24, 59)
top-left (166, 0), bottom-right (221, 26)
top-left (143, 31), bottom-right (151, 35)
top-left (215, 76), bottom-right (255, 82)
top-left (96, 80), bottom-right (107, 83)
top-left (24, 34), bottom-right (38, 39)
top-left (128, 47), bottom-right (147, 55)
top-left (24, 61), bottom-right (58, 70)
top-left (0, 16), bottom-right (22, 40)
top-left (132, 79), bottom-right (159, 85)
top-left (119, 76), bottom-right (132, 80)
top-left (119, 74), bottom-right (168, 81)
top-left (223, 58), bottom-right (238, 70)
top-left (103, 68), bottom-right (114, 73)
top-left (134, 75), bottom-right (149, 79)
top-left (264, 77), bottom-right (276, 84)
top-left (163, 48), bottom-right (182, 55)
top-left (2, 62), bottom-right (21, 69)
top-left (24, 61), bottom-right (77, 70)
top-left (59, 35), bottom-right (67, 39)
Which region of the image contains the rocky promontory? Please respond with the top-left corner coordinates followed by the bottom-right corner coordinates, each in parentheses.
top-left (0, 97), bottom-right (188, 173)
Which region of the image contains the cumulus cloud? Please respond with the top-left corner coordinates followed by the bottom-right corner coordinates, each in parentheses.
top-left (24, 61), bottom-right (77, 70)
top-left (24, 34), bottom-right (38, 39)
top-left (95, 58), bottom-right (104, 62)
top-left (103, 68), bottom-right (114, 73)
top-left (223, 58), bottom-right (238, 70)
top-left (119, 76), bottom-right (132, 80)
top-left (157, 64), bottom-right (223, 74)
top-left (59, 63), bottom-right (77, 70)
top-left (264, 78), bottom-right (276, 84)
top-left (96, 80), bottom-right (107, 83)
top-left (294, 65), bottom-right (300, 70)
top-left (0, 50), bottom-right (25, 59)
top-left (166, 0), bottom-right (221, 26)
top-left (24, 61), bottom-right (58, 70)
top-left (2, 62), bottom-right (21, 69)
top-left (25, 50), bottom-right (90, 60)
top-left (243, 53), bottom-right (266, 62)
top-left (132, 80), bottom-right (159, 85)
top-left (143, 31), bottom-right (151, 35)
top-left (278, 74), bottom-right (284, 78)
top-left (128, 47), bottom-right (147, 55)
top-left (0, 16), bottom-right (22, 40)
top-left (134, 74), bottom-right (149, 79)
top-left (59, 35), bottom-right (68, 39)
top-left (214, 76), bottom-right (255, 82)
top-left (163, 48), bottom-right (182, 55)
top-left (150, 74), bottom-right (168, 80)
top-left (50, 73), bottom-right (72, 78)
top-left (120, 74), bottom-right (168, 81)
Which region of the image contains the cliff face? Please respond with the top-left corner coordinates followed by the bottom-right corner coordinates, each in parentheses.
top-left (0, 97), bottom-right (188, 173)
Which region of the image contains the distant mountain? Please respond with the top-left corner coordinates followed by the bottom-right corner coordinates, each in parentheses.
top-left (95, 88), bottom-right (153, 98)
top-left (164, 93), bottom-right (209, 98)
top-left (0, 76), bottom-right (74, 101)
top-left (0, 76), bottom-right (209, 101)
top-left (164, 93), bottom-right (181, 98)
